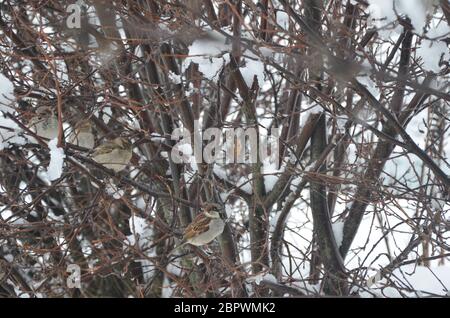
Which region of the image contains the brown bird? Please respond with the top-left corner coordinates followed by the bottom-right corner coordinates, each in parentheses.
top-left (168, 204), bottom-right (225, 255)
top-left (28, 106), bottom-right (58, 140)
top-left (70, 120), bottom-right (95, 149)
top-left (91, 137), bottom-right (133, 172)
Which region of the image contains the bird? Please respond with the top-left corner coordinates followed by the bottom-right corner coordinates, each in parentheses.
top-left (28, 106), bottom-right (59, 140)
top-left (169, 203), bottom-right (225, 255)
top-left (327, 58), bottom-right (366, 84)
top-left (69, 120), bottom-right (95, 149)
top-left (91, 137), bottom-right (133, 172)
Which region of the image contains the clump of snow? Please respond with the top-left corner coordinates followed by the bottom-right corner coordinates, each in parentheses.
top-left (105, 182), bottom-right (125, 199)
top-left (172, 140), bottom-right (197, 166)
top-left (396, 0), bottom-right (429, 32)
top-left (301, 102), bottom-right (323, 126)
top-left (416, 20), bottom-right (450, 73)
top-left (263, 156), bottom-right (284, 192)
top-left (182, 30), bottom-right (266, 86)
top-left (182, 30), bottom-right (231, 81)
top-left (236, 176), bottom-right (253, 194)
top-left (79, 239), bottom-right (93, 257)
top-left (168, 71), bottom-right (182, 84)
top-left (1, 209), bottom-right (28, 225)
top-left (367, 0), bottom-right (399, 40)
top-left (161, 276), bottom-right (176, 298)
top-left (276, 10), bottom-right (290, 29)
top-left (241, 53), bottom-right (265, 88)
top-left (224, 203), bottom-right (233, 218)
top-left (259, 46), bottom-right (275, 58)
top-left (3, 254), bottom-right (14, 262)
top-left (332, 219), bottom-right (345, 248)
top-left (270, 210), bottom-right (283, 232)
top-left (149, 133), bottom-right (165, 143)
top-left (46, 138), bottom-right (65, 181)
top-left (127, 214), bottom-right (153, 249)
top-left (358, 77), bottom-right (380, 100)
top-left (405, 106), bottom-right (428, 148)
top-left (0, 73), bottom-right (15, 114)
top-left (366, 264), bottom-right (450, 297)
top-left (367, 0), bottom-right (438, 38)
top-left (367, 269), bottom-right (383, 288)
top-left (101, 106), bottom-right (112, 124)
top-left (247, 272), bottom-right (277, 285)
top-left (133, 195), bottom-right (148, 211)
top-left (289, 175), bottom-right (302, 191)
top-left (417, 41), bottom-right (449, 73)
top-left (0, 115), bottom-right (27, 150)
top-left (336, 116), bottom-right (348, 130)
top-left (428, 77), bottom-right (446, 90)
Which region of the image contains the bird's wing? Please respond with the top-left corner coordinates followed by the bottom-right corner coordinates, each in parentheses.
top-left (183, 213), bottom-right (210, 240)
top-left (92, 142), bottom-right (115, 156)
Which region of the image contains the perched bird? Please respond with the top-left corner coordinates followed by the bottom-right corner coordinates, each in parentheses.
top-left (169, 204), bottom-right (225, 255)
top-left (91, 137), bottom-right (132, 172)
top-left (28, 106), bottom-right (59, 140)
top-left (327, 58), bottom-right (365, 84)
top-left (70, 120), bottom-right (95, 149)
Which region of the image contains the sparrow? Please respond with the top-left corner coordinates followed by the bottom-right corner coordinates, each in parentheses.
top-left (69, 120), bottom-right (95, 149)
top-left (169, 203), bottom-right (225, 255)
top-left (28, 106), bottom-right (59, 140)
top-left (91, 137), bottom-right (133, 172)
top-left (327, 58), bottom-right (365, 84)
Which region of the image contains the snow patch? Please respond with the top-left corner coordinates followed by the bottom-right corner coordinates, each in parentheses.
top-left (46, 139), bottom-right (65, 181)
top-left (0, 115), bottom-right (27, 150)
top-left (241, 54), bottom-right (265, 88)
top-left (366, 264), bottom-right (450, 297)
top-left (183, 30), bottom-right (231, 81)
top-left (247, 272), bottom-right (277, 285)
top-left (263, 156), bottom-right (284, 192)
top-left (0, 73), bottom-right (15, 113)
top-left (127, 214), bottom-right (153, 248)
top-left (332, 219), bottom-right (345, 248)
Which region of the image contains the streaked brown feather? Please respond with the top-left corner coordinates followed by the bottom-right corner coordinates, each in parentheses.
top-left (183, 212), bottom-right (210, 240)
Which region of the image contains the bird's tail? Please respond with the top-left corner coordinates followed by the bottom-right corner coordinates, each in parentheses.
top-left (166, 240), bottom-right (188, 257)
